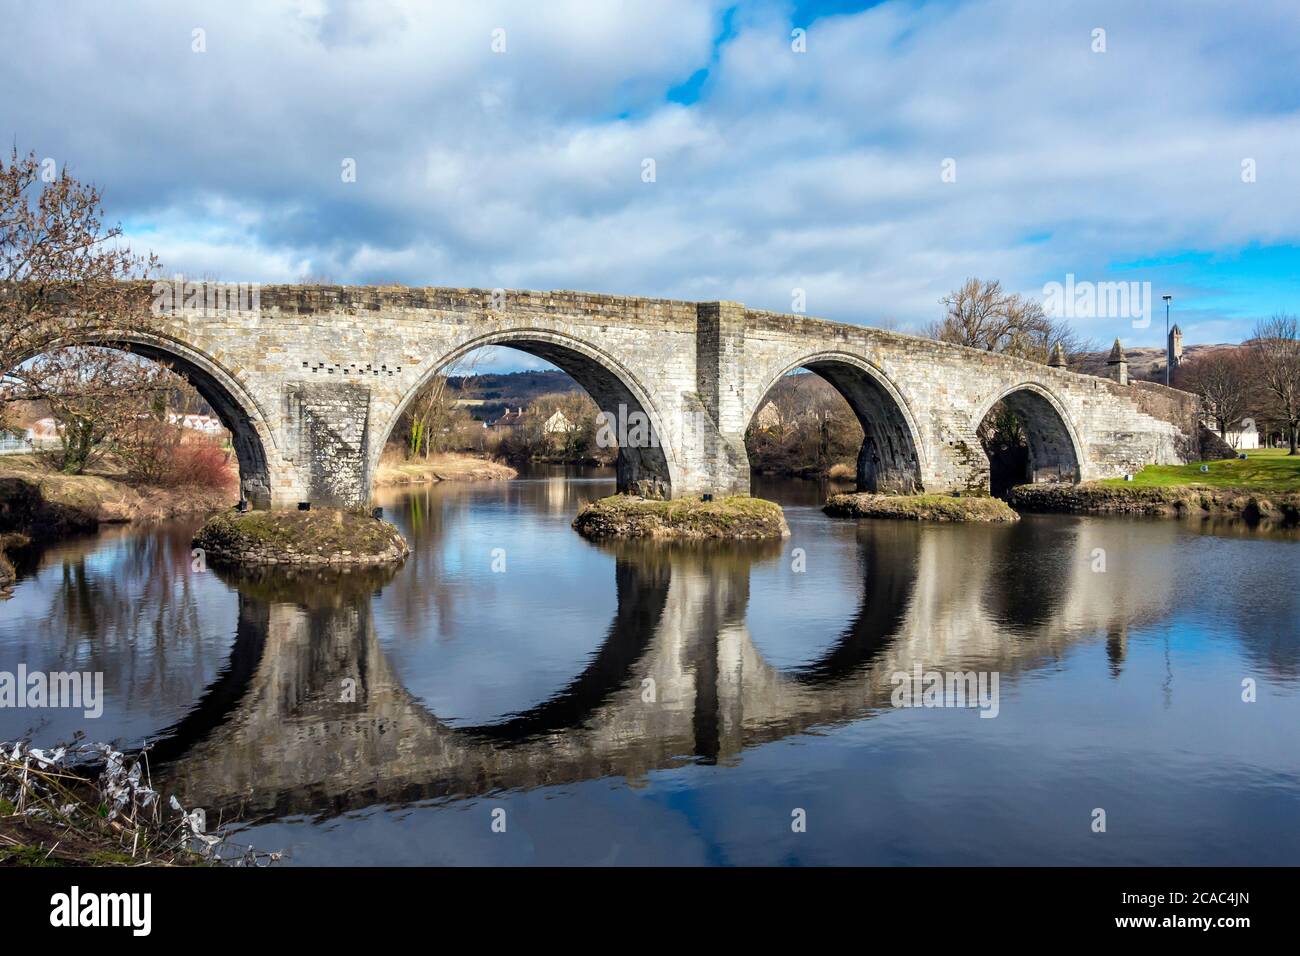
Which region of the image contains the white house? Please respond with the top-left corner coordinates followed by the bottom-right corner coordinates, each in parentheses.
top-left (166, 413), bottom-right (225, 435)
top-left (754, 401), bottom-right (783, 431)
top-left (543, 410), bottom-right (575, 435)
top-left (29, 417), bottom-right (62, 441)
top-left (1201, 415), bottom-right (1260, 449)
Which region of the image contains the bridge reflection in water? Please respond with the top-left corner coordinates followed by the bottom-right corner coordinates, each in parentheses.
top-left (146, 513), bottom-right (1182, 822)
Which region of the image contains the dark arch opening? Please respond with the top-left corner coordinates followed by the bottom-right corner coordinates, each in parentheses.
top-left (746, 361), bottom-right (922, 493)
top-left (390, 340), bottom-right (674, 498)
top-left (978, 388), bottom-right (1080, 498)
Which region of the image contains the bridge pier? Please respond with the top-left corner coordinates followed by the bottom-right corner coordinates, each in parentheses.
top-left (857, 436), bottom-right (923, 494)
top-left (679, 301), bottom-right (752, 499)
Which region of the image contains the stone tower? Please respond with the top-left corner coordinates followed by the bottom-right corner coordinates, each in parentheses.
top-left (1048, 342), bottom-right (1067, 368)
top-left (1167, 324), bottom-right (1183, 375)
top-left (1107, 338), bottom-right (1128, 385)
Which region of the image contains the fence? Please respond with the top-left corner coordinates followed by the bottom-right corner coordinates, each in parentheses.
top-left (0, 435), bottom-right (61, 455)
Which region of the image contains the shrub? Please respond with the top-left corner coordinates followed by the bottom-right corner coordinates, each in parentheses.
top-left (166, 440), bottom-right (236, 490)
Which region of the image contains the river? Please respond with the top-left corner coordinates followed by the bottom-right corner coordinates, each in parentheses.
top-left (2, 468), bottom-right (1298, 865)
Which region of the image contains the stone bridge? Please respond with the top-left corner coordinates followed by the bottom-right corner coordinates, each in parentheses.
top-left (89, 284), bottom-right (1199, 507)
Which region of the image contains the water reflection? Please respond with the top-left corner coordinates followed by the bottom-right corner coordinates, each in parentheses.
top-left (148, 507), bottom-right (1195, 821)
top-left (3, 474), bottom-right (1299, 864)
top-left (0, 523), bottom-right (237, 743)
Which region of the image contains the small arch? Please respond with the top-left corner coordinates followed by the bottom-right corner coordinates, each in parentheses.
top-left (975, 382), bottom-right (1083, 495)
top-left (25, 332), bottom-right (276, 507)
top-left (747, 352), bottom-right (925, 493)
top-left (376, 329), bottom-right (678, 498)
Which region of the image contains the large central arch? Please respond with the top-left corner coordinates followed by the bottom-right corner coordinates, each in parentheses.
top-left (376, 328), bottom-right (680, 498)
top-left (30, 331), bottom-right (276, 507)
top-left (747, 352), bottom-right (926, 493)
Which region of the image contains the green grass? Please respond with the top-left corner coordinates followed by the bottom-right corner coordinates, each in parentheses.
top-left (0, 844), bottom-right (63, 866)
top-left (1098, 447), bottom-right (1300, 492)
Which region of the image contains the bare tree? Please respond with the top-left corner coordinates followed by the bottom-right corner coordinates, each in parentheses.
top-left (926, 277), bottom-right (1093, 363)
top-left (1175, 349), bottom-right (1255, 441)
top-left (404, 373), bottom-right (454, 458)
top-left (1, 149), bottom-right (159, 429)
top-left (41, 347), bottom-right (176, 474)
top-left (400, 355), bottom-right (481, 458)
top-left (1251, 313), bottom-right (1300, 455)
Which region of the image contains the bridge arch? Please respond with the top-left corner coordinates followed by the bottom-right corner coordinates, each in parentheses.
top-left (746, 351), bottom-right (925, 493)
top-left (974, 381), bottom-right (1084, 494)
top-left (375, 328), bottom-right (680, 498)
top-left (22, 331), bottom-right (276, 507)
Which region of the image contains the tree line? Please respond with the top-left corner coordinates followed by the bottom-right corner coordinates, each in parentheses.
top-left (1175, 315), bottom-right (1300, 454)
top-left (1, 149), bottom-right (232, 489)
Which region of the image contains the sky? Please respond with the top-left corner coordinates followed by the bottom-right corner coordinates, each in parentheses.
top-left (4, 0), bottom-right (1299, 373)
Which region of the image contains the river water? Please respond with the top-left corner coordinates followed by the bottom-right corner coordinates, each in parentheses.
top-left (2, 468), bottom-right (1298, 865)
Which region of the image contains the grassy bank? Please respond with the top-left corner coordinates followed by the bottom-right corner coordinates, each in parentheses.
top-left (824, 492), bottom-right (1020, 522)
top-left (1097, 447), bottom-right (1300, 492)
top-left (1009, 482), bottom-right (1300, 521)
top-left (1006, 449), bottom-right (1300, 522)
top-left (374, 450), bottom-right (516, 486)
top-left (0, 453), bottom-right (236, 540)
top-left (573, 494), bottom-right (790, 540)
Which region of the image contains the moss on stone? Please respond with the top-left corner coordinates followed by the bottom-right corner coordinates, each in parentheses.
top-left (573, 494), bottom-right (790, 540)
top-left (193, 507), bottom-right (409, 566)
top-left (824, 492), bottom-right (1019, 522)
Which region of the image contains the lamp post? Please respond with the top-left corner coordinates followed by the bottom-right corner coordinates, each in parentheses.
top-left (1162, 294), bottom-right (1173, 385)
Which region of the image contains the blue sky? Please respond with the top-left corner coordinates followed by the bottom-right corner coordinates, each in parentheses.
top-left (4, 0), bottom-right (1299, 370)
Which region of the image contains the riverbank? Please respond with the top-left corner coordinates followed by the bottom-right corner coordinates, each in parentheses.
top-left (0, 533), bottom-right (28, 587)
top-left (1007, 449), bottom-right (1300, 522)
top-left (824, 492), bottom-right (1020, 522)
top-left (0, 742), bottom-right (278, 866)
top-left (752, 461), bottom-right (856, 481)
top-left (573, 494), bottom-right (790, 540)
top-left (193, 507), bottom-right (410, 566)
top-left (1008, 482), bottom-right (1300, 522)
top-left (373, 451), bottom-right (516, 486)
top-left (0, 454), bottom-right (236, 540)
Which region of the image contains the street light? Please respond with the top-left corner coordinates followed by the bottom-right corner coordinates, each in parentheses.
top-left (1162, 294), bottom-right (1173, 385)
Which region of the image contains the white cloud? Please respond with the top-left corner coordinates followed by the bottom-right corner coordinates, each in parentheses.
top-left (4, 0), bottom-right (1298, 346)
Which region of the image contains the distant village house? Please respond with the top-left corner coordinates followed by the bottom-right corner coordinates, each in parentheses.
top-left (543, 410), bottom-right (575, 434)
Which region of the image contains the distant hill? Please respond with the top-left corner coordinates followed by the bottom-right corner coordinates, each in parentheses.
top-left (449, 370), bottom-right (581, 421)
top-left (1073, 342), bottom-right (1246, 381)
